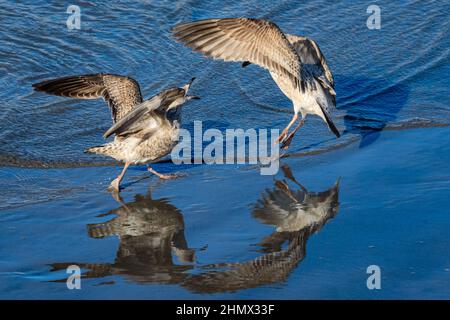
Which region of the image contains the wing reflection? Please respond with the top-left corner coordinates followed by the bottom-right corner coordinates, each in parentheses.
top-left (182, 165), bottom-right (340, 293)
top-left (49, 165), bottom-right (339, 292)
top-left (50, 191), bottom-right (194, 284)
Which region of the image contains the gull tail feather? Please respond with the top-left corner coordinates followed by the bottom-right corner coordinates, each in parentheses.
top-left (85, 143), bottom-right (117, 156)
top-left (87, 222), bottom-right (118, 238)
top-left (316, 99), bottom-right (340, 138)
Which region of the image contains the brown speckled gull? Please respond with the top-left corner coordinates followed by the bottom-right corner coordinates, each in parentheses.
top-left (33, 74), bottom-right (199, 191)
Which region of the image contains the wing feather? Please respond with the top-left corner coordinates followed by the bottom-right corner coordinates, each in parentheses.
top-left (102, 87), bottom-right (186, 139)
top-left (103, 94), bottom-right (162, 138)
top-left (173, 18), bottom-right (307, 90)
top-left (285, 34), bottom-right (334, 87)
top-left (32, 73), bottom-right (143, 122)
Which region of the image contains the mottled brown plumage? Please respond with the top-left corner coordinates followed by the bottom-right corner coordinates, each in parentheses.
top-left (173, 18), bottom-right (305, 90)
top-left (33, 75), bottom-right (199, 191)
top-left (172, 18), bottom-right (339, 149)
top-left (182, 165), bottom-right (340, 293)
top-left (32, 73), bottom-right (142, 122)
top-left (50, 191), bottom-right (195, 283)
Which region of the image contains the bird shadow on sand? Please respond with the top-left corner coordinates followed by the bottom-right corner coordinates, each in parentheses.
top-left (236, 74), bottom-right (410, 158)
top-left (337, 74), bottom-right (410, 149)
top-left (47, 164), bottom-right (340, 293)
top-left (259, 74), bottom-right (410, 154)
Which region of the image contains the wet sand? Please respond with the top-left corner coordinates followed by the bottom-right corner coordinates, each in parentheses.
top-left (1, 125), bottom-right (449, 299)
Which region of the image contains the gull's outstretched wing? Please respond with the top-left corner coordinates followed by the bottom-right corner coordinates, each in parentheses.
top-left (172, 18), bottom-right (312, 92)
top-left (32, 73), bottom-right (143, 123)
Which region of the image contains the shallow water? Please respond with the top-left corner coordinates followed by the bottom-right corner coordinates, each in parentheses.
top-left (0, 0), bottom-right (449, 299)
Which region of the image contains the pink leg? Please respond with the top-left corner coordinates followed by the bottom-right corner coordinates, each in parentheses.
top-left (109, 162), bottom-right (130, 191)
top-left (147, 167), bottom-right (177, 180)
top-left (276, 113), bottom-right (299, 143)
top-left (281, 118), bottom-right (305, 150)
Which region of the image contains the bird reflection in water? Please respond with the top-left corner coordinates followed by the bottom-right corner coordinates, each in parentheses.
top-left (182, 165), bottom-right (340, 293)
top-left (50, 191), bottom-right (195, 284)
top-left (50, 165), bottom-right (339, 292)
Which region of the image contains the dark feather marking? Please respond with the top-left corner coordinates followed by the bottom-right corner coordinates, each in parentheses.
top-left (317, 101), bottom-right (340, 138)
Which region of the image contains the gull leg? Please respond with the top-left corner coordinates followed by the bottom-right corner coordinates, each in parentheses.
top-left (108, 162), bottom-right (130, 192)
top-left (276, 113), bottom-right (298, 144)
top-left (147, 167), bottom-right (177, 180)
top-left (275, 180), bottom-right (298, 203)
top-left (281, 164), bottom-right (308, 192)
top-left (281, 118), bottom-right (305, 150)
top-left (110, 190), bottom-right (124, 204)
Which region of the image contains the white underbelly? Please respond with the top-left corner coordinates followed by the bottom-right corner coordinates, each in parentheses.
top-left (269, 71), bottom-right (324, 119)
top-left (128, 127), bottom-right (179, 164)
top-left (116, 128), bottom-right (179, 164)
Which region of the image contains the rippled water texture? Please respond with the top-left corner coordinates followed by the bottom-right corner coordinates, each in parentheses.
top-left (0, 0), bottom-right (449, 299)
top-left (1, 0), bottom-right (449, 168)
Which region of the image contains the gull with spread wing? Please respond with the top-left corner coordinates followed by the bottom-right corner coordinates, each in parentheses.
top-left (172, 18), bottom-right (339, 149)
top-left (33, 74), bottom-right (199, 191)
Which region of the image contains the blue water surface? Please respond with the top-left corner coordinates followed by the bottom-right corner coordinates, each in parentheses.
top-left (0, 0), bottom-right (449, 299)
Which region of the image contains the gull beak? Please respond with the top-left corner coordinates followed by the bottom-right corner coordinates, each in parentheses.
top-left (187, 95), bottom-right (200, 100)
top-left (183, 77), bottom-right (196, 92)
